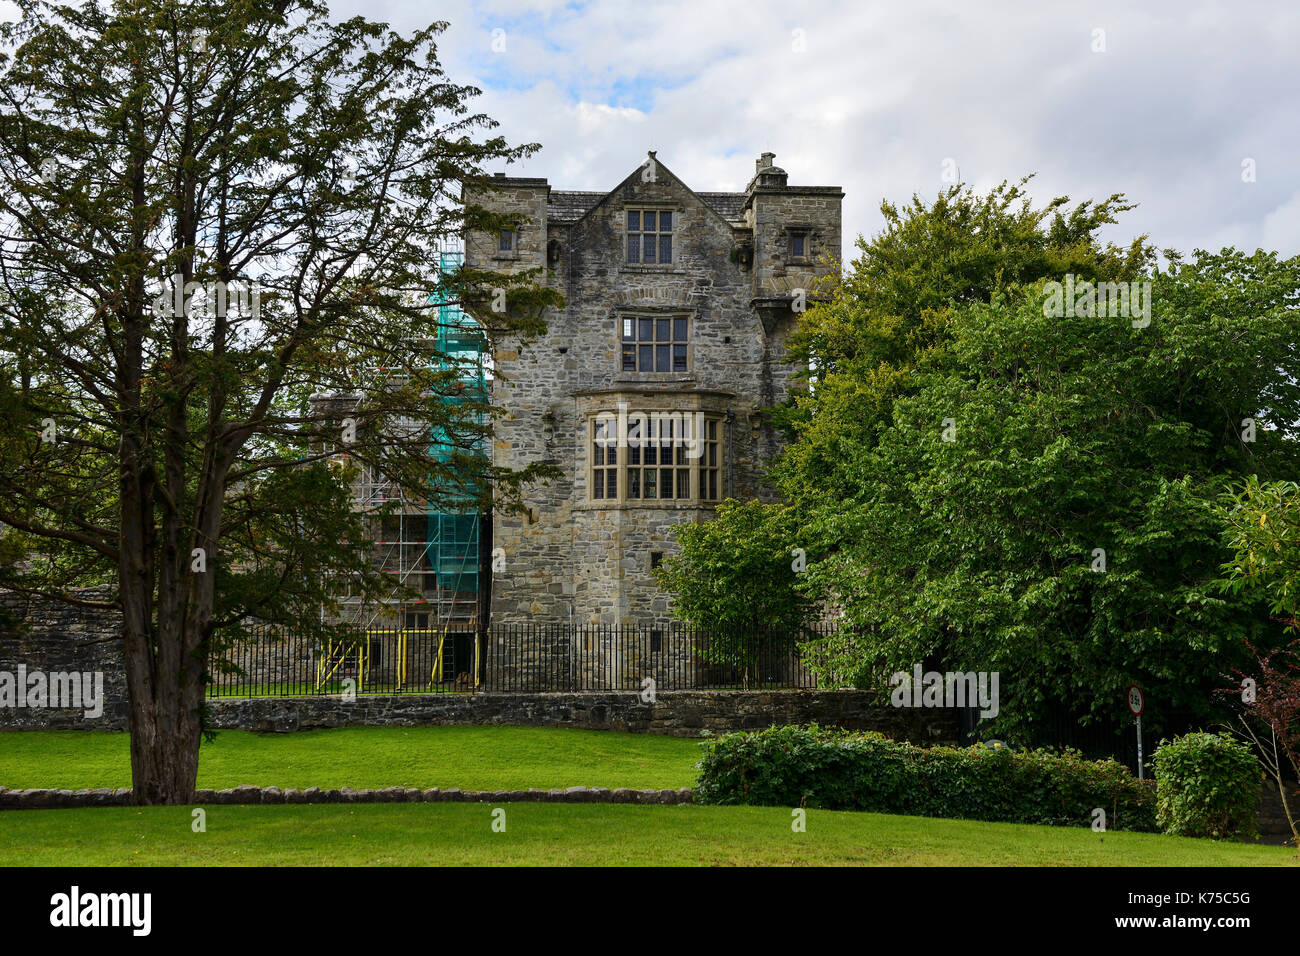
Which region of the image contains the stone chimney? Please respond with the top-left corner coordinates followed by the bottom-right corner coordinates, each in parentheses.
top-left (749, 151), bottom-right (787, 189)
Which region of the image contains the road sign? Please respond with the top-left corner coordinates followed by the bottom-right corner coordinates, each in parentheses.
top-left (1126, 684), bottom-right (1144, 717)
top-left (1126, 685), bottom-right (1146, 779)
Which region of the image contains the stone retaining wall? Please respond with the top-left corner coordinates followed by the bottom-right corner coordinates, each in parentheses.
top-left (1256, 782), bottom-right (1299, 838)
top-left (205, 689), bottom-right (960, 743)
top-left (0, 589), bottom-right (127, 729)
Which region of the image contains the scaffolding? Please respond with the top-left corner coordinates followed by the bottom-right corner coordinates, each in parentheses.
top-left (322, 249), bottom-right (488, 691)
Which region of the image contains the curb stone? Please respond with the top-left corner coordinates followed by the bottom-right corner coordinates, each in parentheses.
top-left (0, 784), bottom-right (696, 809)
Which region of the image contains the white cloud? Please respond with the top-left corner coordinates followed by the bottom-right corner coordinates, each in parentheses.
top-left (328, 0), bottom-right (1300, 257)
top-left (572, 102), bottom-right (646, 136)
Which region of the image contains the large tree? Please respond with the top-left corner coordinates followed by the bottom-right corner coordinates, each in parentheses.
top-left (796, 248), bottom-right (1299, 739)
top-left (664, 179), bottom-right (1300, 742)
top-left (0, 0), bottom-right (559, 803)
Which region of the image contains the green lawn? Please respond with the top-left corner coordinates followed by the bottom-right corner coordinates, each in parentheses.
top-left (0, 727), bottom-right (701, 791)
top-left (3, 803), bottom-right (1295, 866)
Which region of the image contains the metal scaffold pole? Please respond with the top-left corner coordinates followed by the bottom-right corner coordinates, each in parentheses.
top-left (316, 244), bottom-right (488, 693)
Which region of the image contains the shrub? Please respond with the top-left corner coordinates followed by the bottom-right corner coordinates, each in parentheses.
top-left (1152, 732), bottom-right (1260, 840)
top-left (695, 724), bottom-right (1157, 831)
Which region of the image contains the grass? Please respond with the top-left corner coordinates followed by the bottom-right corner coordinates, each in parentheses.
top-left (0, 727), bottom-right (701, 792)
top-left (3, 803), bottom-right (1295, 866)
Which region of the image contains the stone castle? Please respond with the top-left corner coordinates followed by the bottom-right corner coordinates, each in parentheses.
top-left (464, 151), bottom-right (843, 627)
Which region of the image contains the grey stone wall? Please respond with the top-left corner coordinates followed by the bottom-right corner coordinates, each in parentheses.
top-left (1256, 782), bottom-right (1300, 838)
top-left (204, 689), bottom-right (959, 742)
top-left (0, 589), bottom-right (126, 730)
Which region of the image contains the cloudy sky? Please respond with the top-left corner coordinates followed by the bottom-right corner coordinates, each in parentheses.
top-left (319, 0), bottom-right (1298, 262)
top-left (2, 0), bottom-right (1290, 259)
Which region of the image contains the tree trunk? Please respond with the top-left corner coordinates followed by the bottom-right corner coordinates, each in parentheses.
top-left (121, 585), bottom-right (207, 805)
top-left (125, 669), bottom-right (203, 805)
top-left (119, 440), bottom-right (209, 805)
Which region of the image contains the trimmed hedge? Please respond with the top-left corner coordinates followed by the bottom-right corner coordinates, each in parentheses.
top-left (1152, 732), bottom-right (1259, 840)
top-left (694, 724), bottom-right (1157, 831)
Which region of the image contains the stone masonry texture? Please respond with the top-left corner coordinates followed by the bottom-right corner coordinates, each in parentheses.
top-left (462, 151), bottom-right (843, 629)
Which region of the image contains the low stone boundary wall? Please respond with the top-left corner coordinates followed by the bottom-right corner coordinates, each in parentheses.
top-left (0, 784), bottom-right (693, 810)
top-left (205, 690), bottom-right (959, 743)
top-left (0, 588), bottom-right (128, 730)
top-left (1256, 784), bottom-right (1299, 838)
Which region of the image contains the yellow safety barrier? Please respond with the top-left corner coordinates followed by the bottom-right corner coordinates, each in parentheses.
top-left (316, 633), bottom-right (370, 693)
top-left (431, 628), bottom-right (447, 685)
top-left (396, 630), bottom-right (407, 690)
top-left (316, 628), bottom-right (475, 693)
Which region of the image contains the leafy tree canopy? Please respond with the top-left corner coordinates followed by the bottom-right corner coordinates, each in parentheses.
top-left (0, 0), bottom-right (561, 802)
top-left (666, 177), bottom-right (1300, 743)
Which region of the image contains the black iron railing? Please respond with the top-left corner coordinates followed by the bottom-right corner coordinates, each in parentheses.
top-left (205, 622), bottom-right (827, 698)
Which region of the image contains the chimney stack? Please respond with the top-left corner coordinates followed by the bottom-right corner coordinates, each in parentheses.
top-left (749, 152), bottom-right (787, 190)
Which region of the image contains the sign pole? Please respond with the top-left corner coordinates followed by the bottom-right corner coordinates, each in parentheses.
top-left (1136, 713), bottom-right (1143, 780)
top-left (1126, 685), bottom-right (1145, 780)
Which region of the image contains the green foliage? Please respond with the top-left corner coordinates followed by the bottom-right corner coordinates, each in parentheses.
top-left (1216, 477), bottom-right (1300, 627)
top-left (0, 0), bottom-right (563, 663)
top-left (0, 0), bottom-right (564, 797)
top-left (672, 173), bottom-right (1300, 741)
top-left (784, 177), bottom-right (1150, 380)
top-left (656, 500), bottom-right (814, 634)
top-left (695, 724), bottom-right (1157, 832)
top-left (1152, 732), bottom-right (1260, 840)
top-left (797, 251), bottom-right (1300, 738)
top-left (774, 177), bottom-right (1153, 507)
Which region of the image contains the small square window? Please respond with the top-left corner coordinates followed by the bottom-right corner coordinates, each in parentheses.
top-left (500, 229), bottom-right (515, 252)
top-left (790, 233), bottom-right (806, 258)
top-left (650, 551), bottom-right (663, 569)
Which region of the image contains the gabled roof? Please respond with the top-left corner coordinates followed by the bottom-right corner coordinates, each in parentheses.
top-left (546, 159), bottom-right (749, 226)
